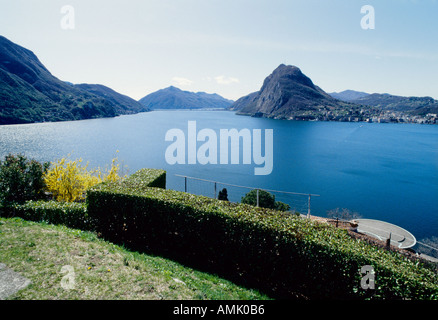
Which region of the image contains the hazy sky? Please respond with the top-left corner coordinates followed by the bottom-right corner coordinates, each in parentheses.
top-left (1, 0), bottom-right (437, 101)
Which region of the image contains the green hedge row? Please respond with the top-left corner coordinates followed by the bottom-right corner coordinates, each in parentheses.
top-left (0, 169), bottom-right (165, 230)
top-left (122, 168), bottom-right (166, 189)
top-left (2, 200), bottom-right (89, 231)
top-left (87, 169), bottom-right (438, 300)
top-left (0, 169), bottom-right (165, 231)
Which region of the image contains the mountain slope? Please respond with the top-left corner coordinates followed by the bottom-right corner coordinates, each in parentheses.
top-left (350, 93), bottom-right (438, 115)
top-left (139, 86), bottom-right (234, 110)
top-left (230, 91), bottom-right (258, 112)
top-left (0, 35), bottom-right (146, 125)
top-left (231, 64), bottom-right (372, 120)
top-left (75, 83), bottom-right (148, 115)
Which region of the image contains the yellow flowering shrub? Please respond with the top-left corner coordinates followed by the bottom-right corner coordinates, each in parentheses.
top-left (44, 156), bottom-right (125, 202)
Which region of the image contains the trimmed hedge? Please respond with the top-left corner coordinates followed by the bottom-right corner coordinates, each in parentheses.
top-left (123, 168), bottom-right (166, 190)
top-left (87, 169), bottom-right (438, 300)
top-left (4, 200), bottom-right (89, 231)
top-left (0, 168), bottom-right (165, 231)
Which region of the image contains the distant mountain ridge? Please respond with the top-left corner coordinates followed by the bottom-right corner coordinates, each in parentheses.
top-left (139, 86), bottom-right (234, 110)
top-left (231, 64), bottom-right (375, 121)
top-left (330, 90), bottom-right (438, 116)
top-left (2, 34), bottom-right (435, 126)
top-left (349, 93), bottom-right (438, 115)
top-left (329, 90), bottom-right (370, 102)
top-left (0, 35), bottom-right (148, 125)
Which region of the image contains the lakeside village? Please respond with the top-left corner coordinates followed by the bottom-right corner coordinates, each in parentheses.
top-left (367, 111), bottom-right (438, 124)
top-left (286, 108), bottom-right (438, 124)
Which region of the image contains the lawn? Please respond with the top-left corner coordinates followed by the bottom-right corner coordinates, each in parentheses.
top-left (0, 217), bottom-right (270, 300)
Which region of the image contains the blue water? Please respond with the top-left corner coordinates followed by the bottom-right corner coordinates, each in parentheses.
top-left (0, 110), bottom-right (437, 241)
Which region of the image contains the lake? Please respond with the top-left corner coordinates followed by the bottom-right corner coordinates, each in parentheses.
top-left (0, 110), bottom-right (437, 242)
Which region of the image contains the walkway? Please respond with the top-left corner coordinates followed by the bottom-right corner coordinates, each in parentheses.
top-left (0, 263), bottom-right (31, 300)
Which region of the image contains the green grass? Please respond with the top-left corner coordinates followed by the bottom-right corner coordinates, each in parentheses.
top-left (0, 217), bottom-right (270, 300)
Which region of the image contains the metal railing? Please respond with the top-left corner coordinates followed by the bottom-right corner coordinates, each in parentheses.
top-left (174, 174), bottom-right (320, 218)
top-left (173, 174), bottom-right (438, 260)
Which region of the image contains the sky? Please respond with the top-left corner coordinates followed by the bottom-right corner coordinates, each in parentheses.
top-left (1, 0), bottom-right (437, 101)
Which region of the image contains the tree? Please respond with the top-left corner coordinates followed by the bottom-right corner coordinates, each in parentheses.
top-left (274, 201), bottom-right (291, 212)
top-left (242, 189), bottom-right (275, 209)
top-left (327, 208), bottom-right (360, 221)
top-left (241, 189), bottom-right (290, 212)
top-left (218, 188), bottom-right (229, 201)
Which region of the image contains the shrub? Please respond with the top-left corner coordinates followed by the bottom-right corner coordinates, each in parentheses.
top-left (274, 201), bottom-right (291, 212)
top-left (10, 200), bottom-right (89, 230)
top-left (44, 156), bottom-right (124, 202)
top-left (241, 189), bottom-right (290, 212)
top-left (242, 189), bottom-right (275, 208)
top-left (87, 168), bottom-right (438, 300)
top-left (218, 188), bottom-right (229, 201)
top-left (0, 154), bottom-right (49, 206)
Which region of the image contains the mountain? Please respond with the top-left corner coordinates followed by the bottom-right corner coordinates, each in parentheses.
top-left (139, 86), bottom-right (234, 110)
top-left (329, 90), bottom-right (370, 102)
top-left (231, 92), bottom-right (258, 111)
top-left (0, 35), bottom-right (147, 125)
top-left (231, 64), bottom-right (374, 121)
top-left (329, 89), bottom-right (438, 116)
top-left (349, 93), bottom-right (438, 115)
top-left (74, 83), bottom-right (148, 115)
